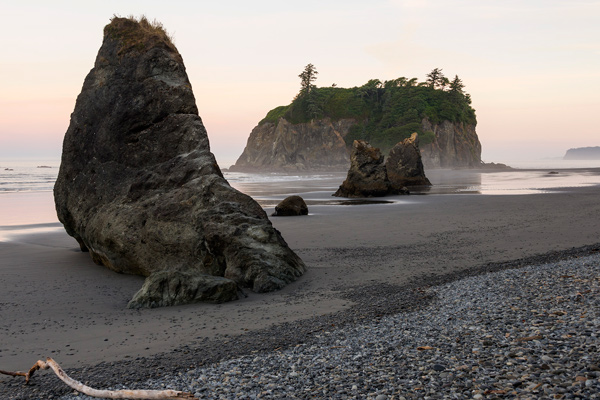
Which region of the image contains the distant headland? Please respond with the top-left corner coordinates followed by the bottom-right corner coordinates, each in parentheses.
top-left (564, 146), bottom-right (600, 160)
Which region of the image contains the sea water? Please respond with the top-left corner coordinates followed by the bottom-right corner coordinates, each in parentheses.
top-left (0, 159), bottom-right (62, 239)
top-left (1, 158), bottom-right (600, 240)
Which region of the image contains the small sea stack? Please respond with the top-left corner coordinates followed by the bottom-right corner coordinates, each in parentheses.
top-left (333, 135), bottom-right (430, 198)
top-left (333, 140), bottom-right (392, 198)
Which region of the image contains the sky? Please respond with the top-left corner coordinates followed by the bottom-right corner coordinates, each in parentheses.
top-left (1, 0), bottom-right (599, 167)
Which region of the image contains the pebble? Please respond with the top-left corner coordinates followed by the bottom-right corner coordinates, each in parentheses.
top-left (56, 253), bottom-right (600, 399)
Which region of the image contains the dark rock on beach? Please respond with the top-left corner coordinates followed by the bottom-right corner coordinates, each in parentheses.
top-left (53, 17), bottom-right (305, 308)
top-left (272, 195), bottom-right (309, 216)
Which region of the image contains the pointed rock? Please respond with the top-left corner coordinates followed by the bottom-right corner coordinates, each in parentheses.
top-left (333, 140), bottom-right (391, 197)
top-left (54, 17), bottom-right (305, 308)
top-left (386, 133), bottom-right (431, 189)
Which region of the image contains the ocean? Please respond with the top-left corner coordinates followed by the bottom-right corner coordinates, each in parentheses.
top-left (1, 157), bottom-right (600, 240)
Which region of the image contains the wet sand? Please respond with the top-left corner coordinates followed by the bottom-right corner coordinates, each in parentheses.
top-left (1, 182), bottom-right (599, 379)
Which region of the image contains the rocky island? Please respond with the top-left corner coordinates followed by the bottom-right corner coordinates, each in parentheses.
top-left (231, 65), bottom-right (482, 171)
top-left (54, 16), bottom-right (305, 308)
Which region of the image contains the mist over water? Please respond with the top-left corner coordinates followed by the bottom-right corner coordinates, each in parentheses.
top-left (1, 157), bottom-right (600, 239)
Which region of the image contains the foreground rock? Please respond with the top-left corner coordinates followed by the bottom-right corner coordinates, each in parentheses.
top-left (272, 196), bottom-right (309, 216)
top-left (385, 133), bottom-right (431, 188)
top-left (54, 17), bottom-right (305, 308)
top-left (333, 140), bottom-right (392, 197)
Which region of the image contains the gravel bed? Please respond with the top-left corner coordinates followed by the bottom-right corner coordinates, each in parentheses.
top-left (54, 250), bottom-right (600, 400)
top-left (3, 245), bottom-right (599, 399)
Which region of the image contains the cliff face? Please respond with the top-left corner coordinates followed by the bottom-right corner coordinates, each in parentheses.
top-left (420, 118), bottom-right (482, 169)
top-left (231, 118), bottom-right (354, 171)
top-left (231, 116), bottom-right (482, 171)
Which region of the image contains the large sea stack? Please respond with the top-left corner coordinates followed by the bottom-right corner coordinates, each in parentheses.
top-left (230, 70), bottom-right (483, 172)
top-left (54, 17), bottom-right (305, 308)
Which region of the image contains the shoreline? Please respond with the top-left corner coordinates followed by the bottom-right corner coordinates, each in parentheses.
top-left (1, 182), bottom-right (600, 398)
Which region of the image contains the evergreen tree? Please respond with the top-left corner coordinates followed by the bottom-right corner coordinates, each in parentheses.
top-left (450, 75), bottom-right (465, 94)
top-left (298, 63), bottom-right (318, 96)
top-left (406, 77), bottom-right (418, 87)
top-left (295, 63), bottom-right (323, 119)
top-left (439, 76), bottom-right (450, 91)
top-left (426, 68), bottom-right (445, 89)
top-left (357, 79), bottom-right (382, 100)
top-left (261, 67), bottom-right (476, 149)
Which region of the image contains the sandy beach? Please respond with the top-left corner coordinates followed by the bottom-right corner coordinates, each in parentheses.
top-left (1, 171), bottom-right (600, 398)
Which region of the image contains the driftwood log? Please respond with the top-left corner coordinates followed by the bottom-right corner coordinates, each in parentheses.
top-left (0, 358), bottom-right (197, 399)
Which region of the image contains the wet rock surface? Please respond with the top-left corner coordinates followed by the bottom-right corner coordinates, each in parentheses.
top-left (53, 17), bottom-right (305, 308)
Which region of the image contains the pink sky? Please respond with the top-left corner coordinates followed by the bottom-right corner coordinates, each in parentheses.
top-left (1, 1), bottom-right (598, 167)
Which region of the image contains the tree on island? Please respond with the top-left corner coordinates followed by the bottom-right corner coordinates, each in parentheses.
top-left (298, 63), bottom-right (318, 96)
top-left (449, 75), bottom-right (464, 94)
top-left (297, 63), bottom-right (322, 119)
top-left (357, 79), bottom-right (383, 101)
top-left (426, 67), bottom-right (446, 89)
top-left (406, 77), bottom-right (418, 87)
top-left (262, 66), bottom-right (476, 151)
